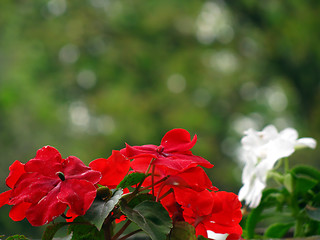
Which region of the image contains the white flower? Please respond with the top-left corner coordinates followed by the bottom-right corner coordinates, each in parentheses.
top-left (238, 125), bottom-right (316, 208)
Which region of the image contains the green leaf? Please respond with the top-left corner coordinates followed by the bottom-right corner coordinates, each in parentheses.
top-left (294, 175), bottom-right (318, 195)
top-left (117, 172), bottom-right (146, 189)
top-left (6, 235), bottom-right (29, 240)
top-left (120, 200), bottom-right (172, 240)
top-left (306, 206), bottom-right (320, 221)
top-left (84, 188), bottom-right (123, 230)
top-left (128, 193), bottom-right (154, 208)
top-left (291, 165), bottom-right (320, 182)
top-left (168, 221), bottom-right (196, 240)
top-left (69, 223), bottom-right (104, 240)
top-left (264, 222), bottom-right (293, 238)
top-left (245, 188), bottom-right (280, 239)
top-left (42, 222), bottom-right (69, 240)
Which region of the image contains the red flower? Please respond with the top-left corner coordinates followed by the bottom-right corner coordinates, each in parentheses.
top-left (6, 146), bottom-right (101, 226)
top-left (89, 150), bottom-right (130, 189)
top-left (175, 189), bottom-right (242, 238)
top-left (121, 129), bottom-right (213, 173)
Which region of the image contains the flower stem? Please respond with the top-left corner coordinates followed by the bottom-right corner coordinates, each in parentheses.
top-left (139, 176), bottom-right (169, 191)
top-left (111, 220), bottom-right (132, 240)
top-left (118, 229), bottom-right (142, 240)
top-left (284, 157), bottom-right (289, 173)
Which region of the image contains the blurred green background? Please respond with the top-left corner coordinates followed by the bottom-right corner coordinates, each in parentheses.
top-left (1, 0), bottom-right (319, 238)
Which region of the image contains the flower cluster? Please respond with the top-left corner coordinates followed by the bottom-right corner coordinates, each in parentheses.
top-left (0, 129), bottom-right (243, 240)
top-left (237, 125), bottom-right (320, 239)
top-left (238, 125), bottom-right (317, 208)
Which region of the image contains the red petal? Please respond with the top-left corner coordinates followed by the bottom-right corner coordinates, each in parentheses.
top-left (9, 173), bottom-right (59, 205)
top-left (89, 151), bottom-right (129, 188)
top-left (161, 129), bottom-right (197, 152)
top-left (58, 179), bottom-right (97, 215)
top-left (195, 223), bottom-right (208, 238)
top-left (6, 160), bottom-right (25, 188)
top-left (0, 190), bottom-right (11, 207)
top-left (154, 154), bottom-right (213, 172)
top-left (165, 167), bottom-right (214, 192)
top-left (26, 185), bottom-right (67, 226)
top-left (25, 146), bottom-right (63, 178)
top-left (130, 154), bottom-right (156, 173)
top-left (63, 156), bottom-right (101, 184)
top-left (9, 202), bottom-right (32, 221)
top-left (176, 189), bottom-right (214, 216)
top-left (121, 143), bottom-right (158, 158)
top-left (205, 191), bottom-right (242, 235)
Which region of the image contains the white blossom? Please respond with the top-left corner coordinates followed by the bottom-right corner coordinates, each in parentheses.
top-left (238, 125), bottom-right (316, 208)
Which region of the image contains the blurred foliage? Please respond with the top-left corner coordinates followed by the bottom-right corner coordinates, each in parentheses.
top-left (0, 0), bottom-right (319, 238)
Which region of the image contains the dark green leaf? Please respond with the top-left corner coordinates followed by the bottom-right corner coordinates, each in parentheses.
top-left (168, 221), bottom-right (196, 240)
top-left (128, 193), bottom-right (154, 208)
top-left (69, 223), bottom-right (104, 240)
top-left (84, 188), bottom-right (123, 230)
top-left (294, 175), bottom-right (318, 195)
top-left (120, 200), bottom-right (172, 240)
top-left (42, 222), bottom-right (69, 240)
top-left (291, 165), bottom-right (320, 182)
top-left (264, 222), bottom-right (293, 238)
top-left (117, 172), bottom-right (146, 189)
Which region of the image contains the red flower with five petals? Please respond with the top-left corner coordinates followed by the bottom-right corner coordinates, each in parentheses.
top-left (6, 146), bottom-right (101, 226)
top-left (121, 128), bottom-right (213, 174)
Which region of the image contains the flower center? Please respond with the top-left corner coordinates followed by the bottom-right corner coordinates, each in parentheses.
top-left (56, 171), bottom-right (65, 181)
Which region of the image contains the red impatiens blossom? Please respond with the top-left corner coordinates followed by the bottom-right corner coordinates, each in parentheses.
top-left (4, 146), bottom-right (101, 226)
top-left (176, 189), bottom-right (242, 238)
top-left (120, 128), bottom-right (213, 174)
top-left (89, 150), bottom-right (130, 189)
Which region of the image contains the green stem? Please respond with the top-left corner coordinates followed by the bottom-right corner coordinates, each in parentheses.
top-left (118, 229), bottom-right (142, 240)
top-left (284, 157), bottom-right (289, 173)
top-left (111, 220), bottom-right (132, 240)
top-left (139, 176), bottom-right (169, 191)
top-left (294, 217), bottom-right (305, 237)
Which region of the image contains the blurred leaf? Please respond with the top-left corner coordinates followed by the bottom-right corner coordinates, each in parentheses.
top-left (245, 188), bottom-right (280, 239)
top-left (264, 222), bottom-right (293, 238)
top-left (306, 206), bottom-right (320, 221)
top-left (120, 200), bottom-right (172, 240)
top-left (294, 175), bottom-right (318, 195)
top-left (291, 165), bottom-right (320, 182)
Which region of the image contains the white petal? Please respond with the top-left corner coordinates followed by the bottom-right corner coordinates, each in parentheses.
top-left (280, 128), bottom-right (298, 142)
top-left (207, 231), bottom-right (228, 240)
top-left (295, 138), bottom-right (317, 149)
